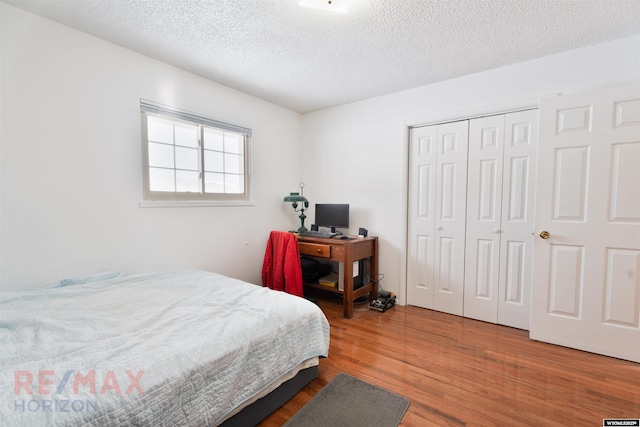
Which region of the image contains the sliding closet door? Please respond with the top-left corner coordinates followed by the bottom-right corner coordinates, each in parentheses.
top-left (497, 110), bottom-right (538, 329)
top-left (434, 121), bottom-right (469, 315)
top-left (464, 110), bottom-right (538, 329)
top-left (464, 115), bottom-right (505, 323)
top-left (408, 121), bottom-right (468, 315)
top-left (531, 83), bottom-right (640, 362)
top-left (407, 125), bottom-right (438, 309)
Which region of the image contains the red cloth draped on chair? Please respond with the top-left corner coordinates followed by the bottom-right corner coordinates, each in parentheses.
top-left (261, 231), bottom-right (304, 297)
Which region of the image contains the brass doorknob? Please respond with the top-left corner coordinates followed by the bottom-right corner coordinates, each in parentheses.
top-left (539, 231), bottom-right (550, 239)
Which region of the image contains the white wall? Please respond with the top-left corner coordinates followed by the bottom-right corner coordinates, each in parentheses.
top-left (301, 35), bottom-right (640, 305)
top-left (0, 3), bottom-right (304, 291)
top-left (2, 2), bottom-right (639, 298)
top-left (0, 3), bottom-right (3, 287)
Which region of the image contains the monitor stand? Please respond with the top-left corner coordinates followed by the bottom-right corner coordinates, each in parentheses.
top-left (330, 226), bottom-right (344, 235)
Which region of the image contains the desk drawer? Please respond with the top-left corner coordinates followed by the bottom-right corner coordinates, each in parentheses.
top-left (299, 242), bottom-right (331, 258)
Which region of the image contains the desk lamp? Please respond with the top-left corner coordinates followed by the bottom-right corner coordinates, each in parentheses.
top-left (284, 182), bottom-right (309, 233)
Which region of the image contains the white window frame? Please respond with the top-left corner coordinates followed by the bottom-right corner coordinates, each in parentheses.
top-left (140, 100), bottom-right (252, 205)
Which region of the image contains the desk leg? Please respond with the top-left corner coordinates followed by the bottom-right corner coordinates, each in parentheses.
top-left (370, 238), bottom-right (378, 302)
top-left (343, 258), bottom-right (354, 319)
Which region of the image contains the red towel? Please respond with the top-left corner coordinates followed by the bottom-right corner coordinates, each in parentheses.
top-left (261, 231), bottom-right (304, 297)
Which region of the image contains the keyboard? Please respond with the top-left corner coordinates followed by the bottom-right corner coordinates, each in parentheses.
top-left (299, 230), bottom-right (336, 239)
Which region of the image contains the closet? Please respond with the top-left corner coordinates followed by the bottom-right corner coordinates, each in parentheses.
top-left (407, 109), bottom-right (538, 329)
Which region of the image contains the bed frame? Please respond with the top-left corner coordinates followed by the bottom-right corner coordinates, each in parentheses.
top-left (220, 365), bottom-right (318, 426)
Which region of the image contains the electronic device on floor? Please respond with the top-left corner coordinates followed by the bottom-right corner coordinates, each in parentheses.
top-left (370, 290), bottom-right (395, 312)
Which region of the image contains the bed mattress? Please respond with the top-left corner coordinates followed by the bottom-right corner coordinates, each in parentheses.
top-left (0, 270), bottom-right (330, 426)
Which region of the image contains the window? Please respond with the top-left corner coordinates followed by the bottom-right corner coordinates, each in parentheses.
top-left (140, 100), bottom-right (251, 203)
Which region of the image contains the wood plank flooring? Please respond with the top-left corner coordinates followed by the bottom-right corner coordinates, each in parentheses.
top-left (259, 293), bottom-right (640, 426)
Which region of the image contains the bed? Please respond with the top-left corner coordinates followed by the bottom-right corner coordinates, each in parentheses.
top-left (0, 270), bottom-right (330, 426)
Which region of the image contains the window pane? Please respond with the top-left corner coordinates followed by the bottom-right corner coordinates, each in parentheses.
top-left (142, 105), bottom-right (251, 200)
top-left (176, 170), bottom-right (199, 193)
top-left (224, 133), bottom-right (243, 154)
top-left (204, 149), bottom-right (224, 172)
top-left (175, 122), bottom-right (198, 148)
top-left (147, 116), bottom-right (174, 144)
top-left (204, 128), bottom-right (224, 151)
top-left (204, 172), bottom-right (224, 193)
top-left (148, 142), bottom-right (174, 168)
top-left (225, 153), bottom-right (243, 174)
top-left (149, 167), bottom-right (175, 191)
top-left (175, 146), bottom-right (198, 171)
top-left (225, 174), bottom-right (243, 193)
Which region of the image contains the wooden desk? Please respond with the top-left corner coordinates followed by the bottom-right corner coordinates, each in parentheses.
top-left (297, 235), bottom-right (378, 319)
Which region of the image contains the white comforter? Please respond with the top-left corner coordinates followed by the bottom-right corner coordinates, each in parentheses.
top-left (0, 270), bottom-right (330, 426)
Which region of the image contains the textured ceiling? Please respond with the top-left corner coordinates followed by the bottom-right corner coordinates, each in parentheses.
top-left (4, 0), bottom-right (640, 113)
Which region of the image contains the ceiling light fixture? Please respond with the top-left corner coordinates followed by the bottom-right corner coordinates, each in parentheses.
top-left (298, 0), bottom-right (349, 14)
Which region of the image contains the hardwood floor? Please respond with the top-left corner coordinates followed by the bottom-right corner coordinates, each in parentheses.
top-left (259, 293), bottom-right (639, 426)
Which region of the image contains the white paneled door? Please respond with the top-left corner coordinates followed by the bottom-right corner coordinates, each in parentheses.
top-left (498, 111), bottom-right (538, 329)
top-left (531, 83), bottom-right (640, 362)
top-left (407, 121), bottom-right (468, 315)
top-left (464, 115), bottom-right (505, 323)
top-left (464, 110), bottom-right (538, 329)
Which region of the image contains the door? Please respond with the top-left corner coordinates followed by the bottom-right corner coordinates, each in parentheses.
top-left (407, 125), bottom-right (437, 309)
top-left (464, 114), bottom-right (506, 323)
top-left (531, 83), bottom-right (640, 362)
top-left (407, 121), bottom-right (468, 315)
top-left (498, 110), bottom-right (538, 329)
top-left (464, 110), bottom-right (538, 329)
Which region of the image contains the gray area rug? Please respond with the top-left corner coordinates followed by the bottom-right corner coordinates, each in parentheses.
top-left (284, 373), bottom-right (410, 427)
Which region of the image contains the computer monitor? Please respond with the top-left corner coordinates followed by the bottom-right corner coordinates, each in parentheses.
top-left (314, 204), bottom-right (349, 232)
